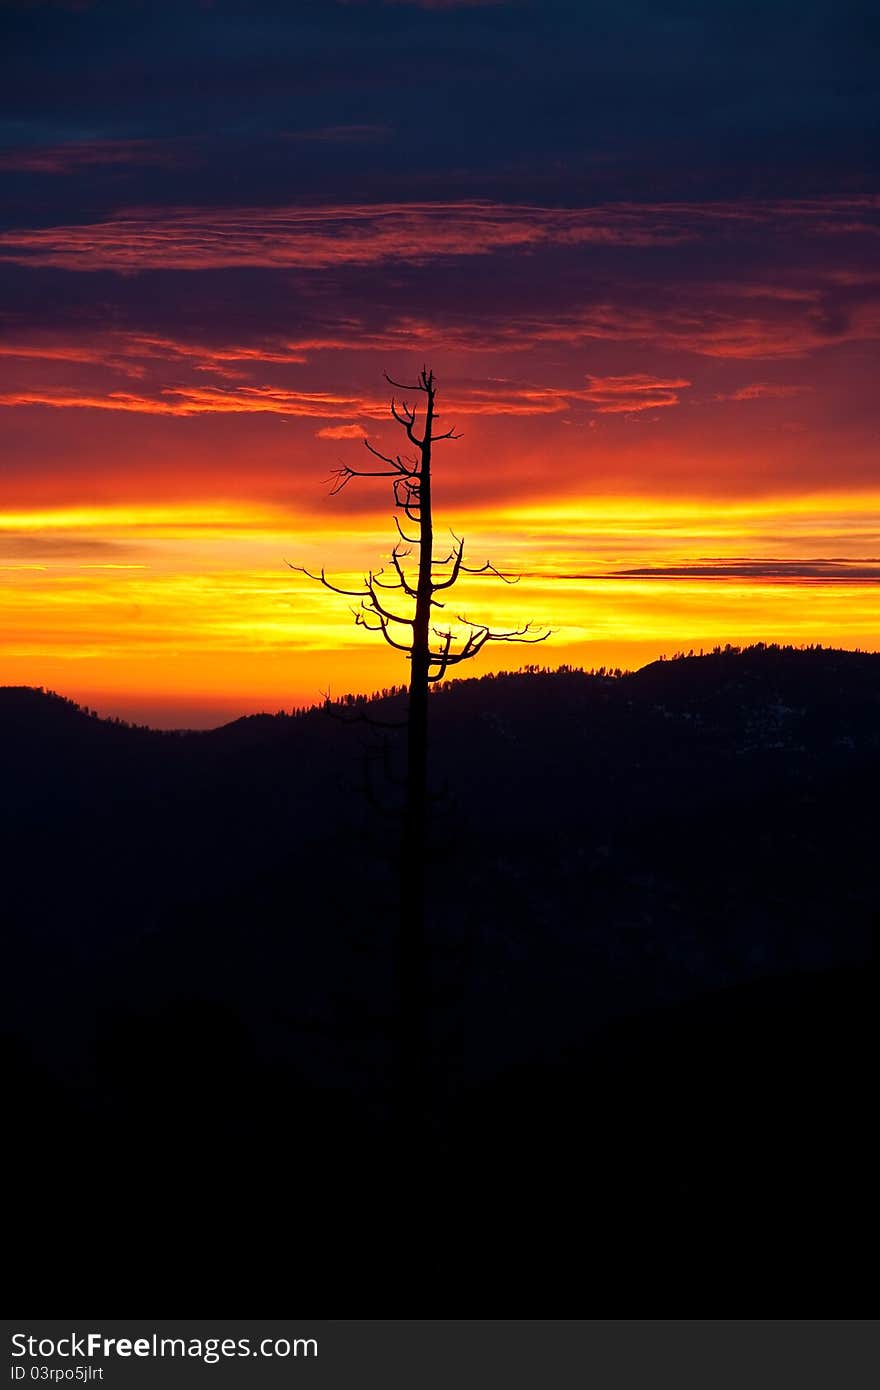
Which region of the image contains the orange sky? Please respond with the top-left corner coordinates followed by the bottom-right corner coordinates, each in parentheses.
top-left (2, 1), bottom-right (879, 722)
top-left (2, 481), bottom-right (878, 726)
top-left (1, 196), bottom-right (878, 725)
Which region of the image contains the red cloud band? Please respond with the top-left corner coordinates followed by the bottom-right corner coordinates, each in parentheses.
top-left (580, 374), bottom-right (691, 413)
top-left (0, 197), bottom-right (876, 272)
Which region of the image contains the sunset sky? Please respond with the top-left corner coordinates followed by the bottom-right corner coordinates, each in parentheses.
top-left (1, 0), bottom-right (878, 725)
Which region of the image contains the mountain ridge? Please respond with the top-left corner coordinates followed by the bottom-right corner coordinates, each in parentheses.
top-left (3, 641), bottom-right (874, 1304)
top-left (2, 640), bottom-right (878, 739)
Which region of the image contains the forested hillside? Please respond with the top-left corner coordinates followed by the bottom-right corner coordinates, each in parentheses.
top-left (3, 644), bottom-right (874, 1305)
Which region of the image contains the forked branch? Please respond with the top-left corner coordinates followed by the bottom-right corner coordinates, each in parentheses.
top-left (286, 562), bottom-right (370, 598)
top-left (431, 531), bottom-right (521, 593)
top-left (426, 617), bottom-right (549, 680)
top-left (294, 367), bottom-right (548, 695)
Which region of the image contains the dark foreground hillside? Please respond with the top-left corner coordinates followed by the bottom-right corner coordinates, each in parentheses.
top-left (2, 645), bottom-right (875, 1308)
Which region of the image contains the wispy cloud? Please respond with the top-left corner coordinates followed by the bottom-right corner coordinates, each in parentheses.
top-left (0, 201), bottom-right (691, 271)
top-left (0, 385), bottom-right (383, 418)
top-left (0, 139), bottom-right (188, 174)
top-left (458, 297), bottom-right (880, 360)
top-left (0, 532), bottom-right (140, 562)
top-left (0, 379), bottom-right (588, 419)
top-left (0, 197), bottom-right (875, 273)
top-left (5, 306), bottom-right (873, 371)
top-left (0, 338), bottom-right (147, 374)
top-left (580, 374), bottom-right (690, 413)
top-left (716, 382), bottom-right (813, 401)
top-left (316, 424), bottom-right (367, 439)
top-left (6, 268), bottom-right (875, 399)
top-left (600, 558), bottom-right (880, 582)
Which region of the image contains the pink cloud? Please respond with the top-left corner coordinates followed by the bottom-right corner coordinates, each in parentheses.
top-left (0, 378), bottom-right (611, 420)
top-left (0, 385), bottom-right (384, 418)
top-left (580, 374), bottom-right (691, 413)
top-left (718, 382), bottom-right (813, 401)
top-left (433, 296), bottom-right (880, 360)
top-left (316, 424), bottom-right (367, 439)
top-left (1, 197), bottom-right (875, 273)
top-left (0, 139), bottom-right (187, 174)
top-left (0, 332), bottom-right (312, 385)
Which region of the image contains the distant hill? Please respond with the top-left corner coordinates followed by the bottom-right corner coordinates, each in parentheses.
top-left (2, 641), bottom-right (874, 1046)
top-left (2, 643), bottom-right (875, 1305)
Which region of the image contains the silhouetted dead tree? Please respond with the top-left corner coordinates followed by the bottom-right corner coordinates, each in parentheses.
top-left (292, 366), bottom-right (548, 1132)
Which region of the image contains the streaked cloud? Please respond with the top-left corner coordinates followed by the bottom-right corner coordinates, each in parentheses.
top-left (717, 383), bottom-right (814, 401)
top-left (0, 139), bottom-right (187, 174)
top-left (581, 374), bottom-right (690, 413)
top-left (0, 197), bottom-right (875, 273)
top-left (0, 378), bottom-right (632, 419)
top-left (601, 558), bottom-right (880, 582)
top-left (316, 424), bottom-right (367, 439)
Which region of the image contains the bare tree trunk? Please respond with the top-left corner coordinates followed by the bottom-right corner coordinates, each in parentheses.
top-left (396, 382), bottom-right (434, 1139)
top-left (292, 365), bottom-right (547, 1144)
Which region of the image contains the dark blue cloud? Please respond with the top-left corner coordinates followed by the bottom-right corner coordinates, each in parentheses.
top-left (0, 0), bottom-right (876, 211)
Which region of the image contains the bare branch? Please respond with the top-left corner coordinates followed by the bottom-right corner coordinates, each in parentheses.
top-left (286, 563), bottom-right (369, 598)
top-left (363, 582), bottom-right (414, 627)
top-left (371, 561), bottom-right (407, 592)
top-left (326, 466), bottom-right (356, 495)
top-left (423, 616), bottom-right (549, 681)
top-left (328, 462), bottom-right (401, 495)
top-left (363, 439), bottom-right (415, 473)
top-left (431, 529), bottom-right (519, 588)
top-left (384, 370), bottom-right (430, 393)
top-left (431, 533), bottom-right (465, 592)
top-left (456, 616), bottom-right (551, 645)
top-left (354, 607), bottom-right (414, 654)
top-left (390, 396), bottom-right (425, 449)
top-left (393, 476), bottom-right (421, 511)
top-left (388, 546), bottom-right (419, 598)
top-left (429, 630), bottom-right (454, 680)
top-left (459, 560), bottom-right (520, 584)
top-left (394, 515), bottom-right (421, 546)
top-left (323, 703), bottom-right (408, 731)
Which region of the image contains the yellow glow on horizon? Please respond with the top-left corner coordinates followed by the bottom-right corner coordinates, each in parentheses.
top-left (0, 501), bottom-right (287, 535)
top-left (2, 487), bottom-right (877, 723)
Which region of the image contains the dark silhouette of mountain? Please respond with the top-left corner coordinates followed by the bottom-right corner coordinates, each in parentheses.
top-left (2, 644), bottom-right (875, 1308)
